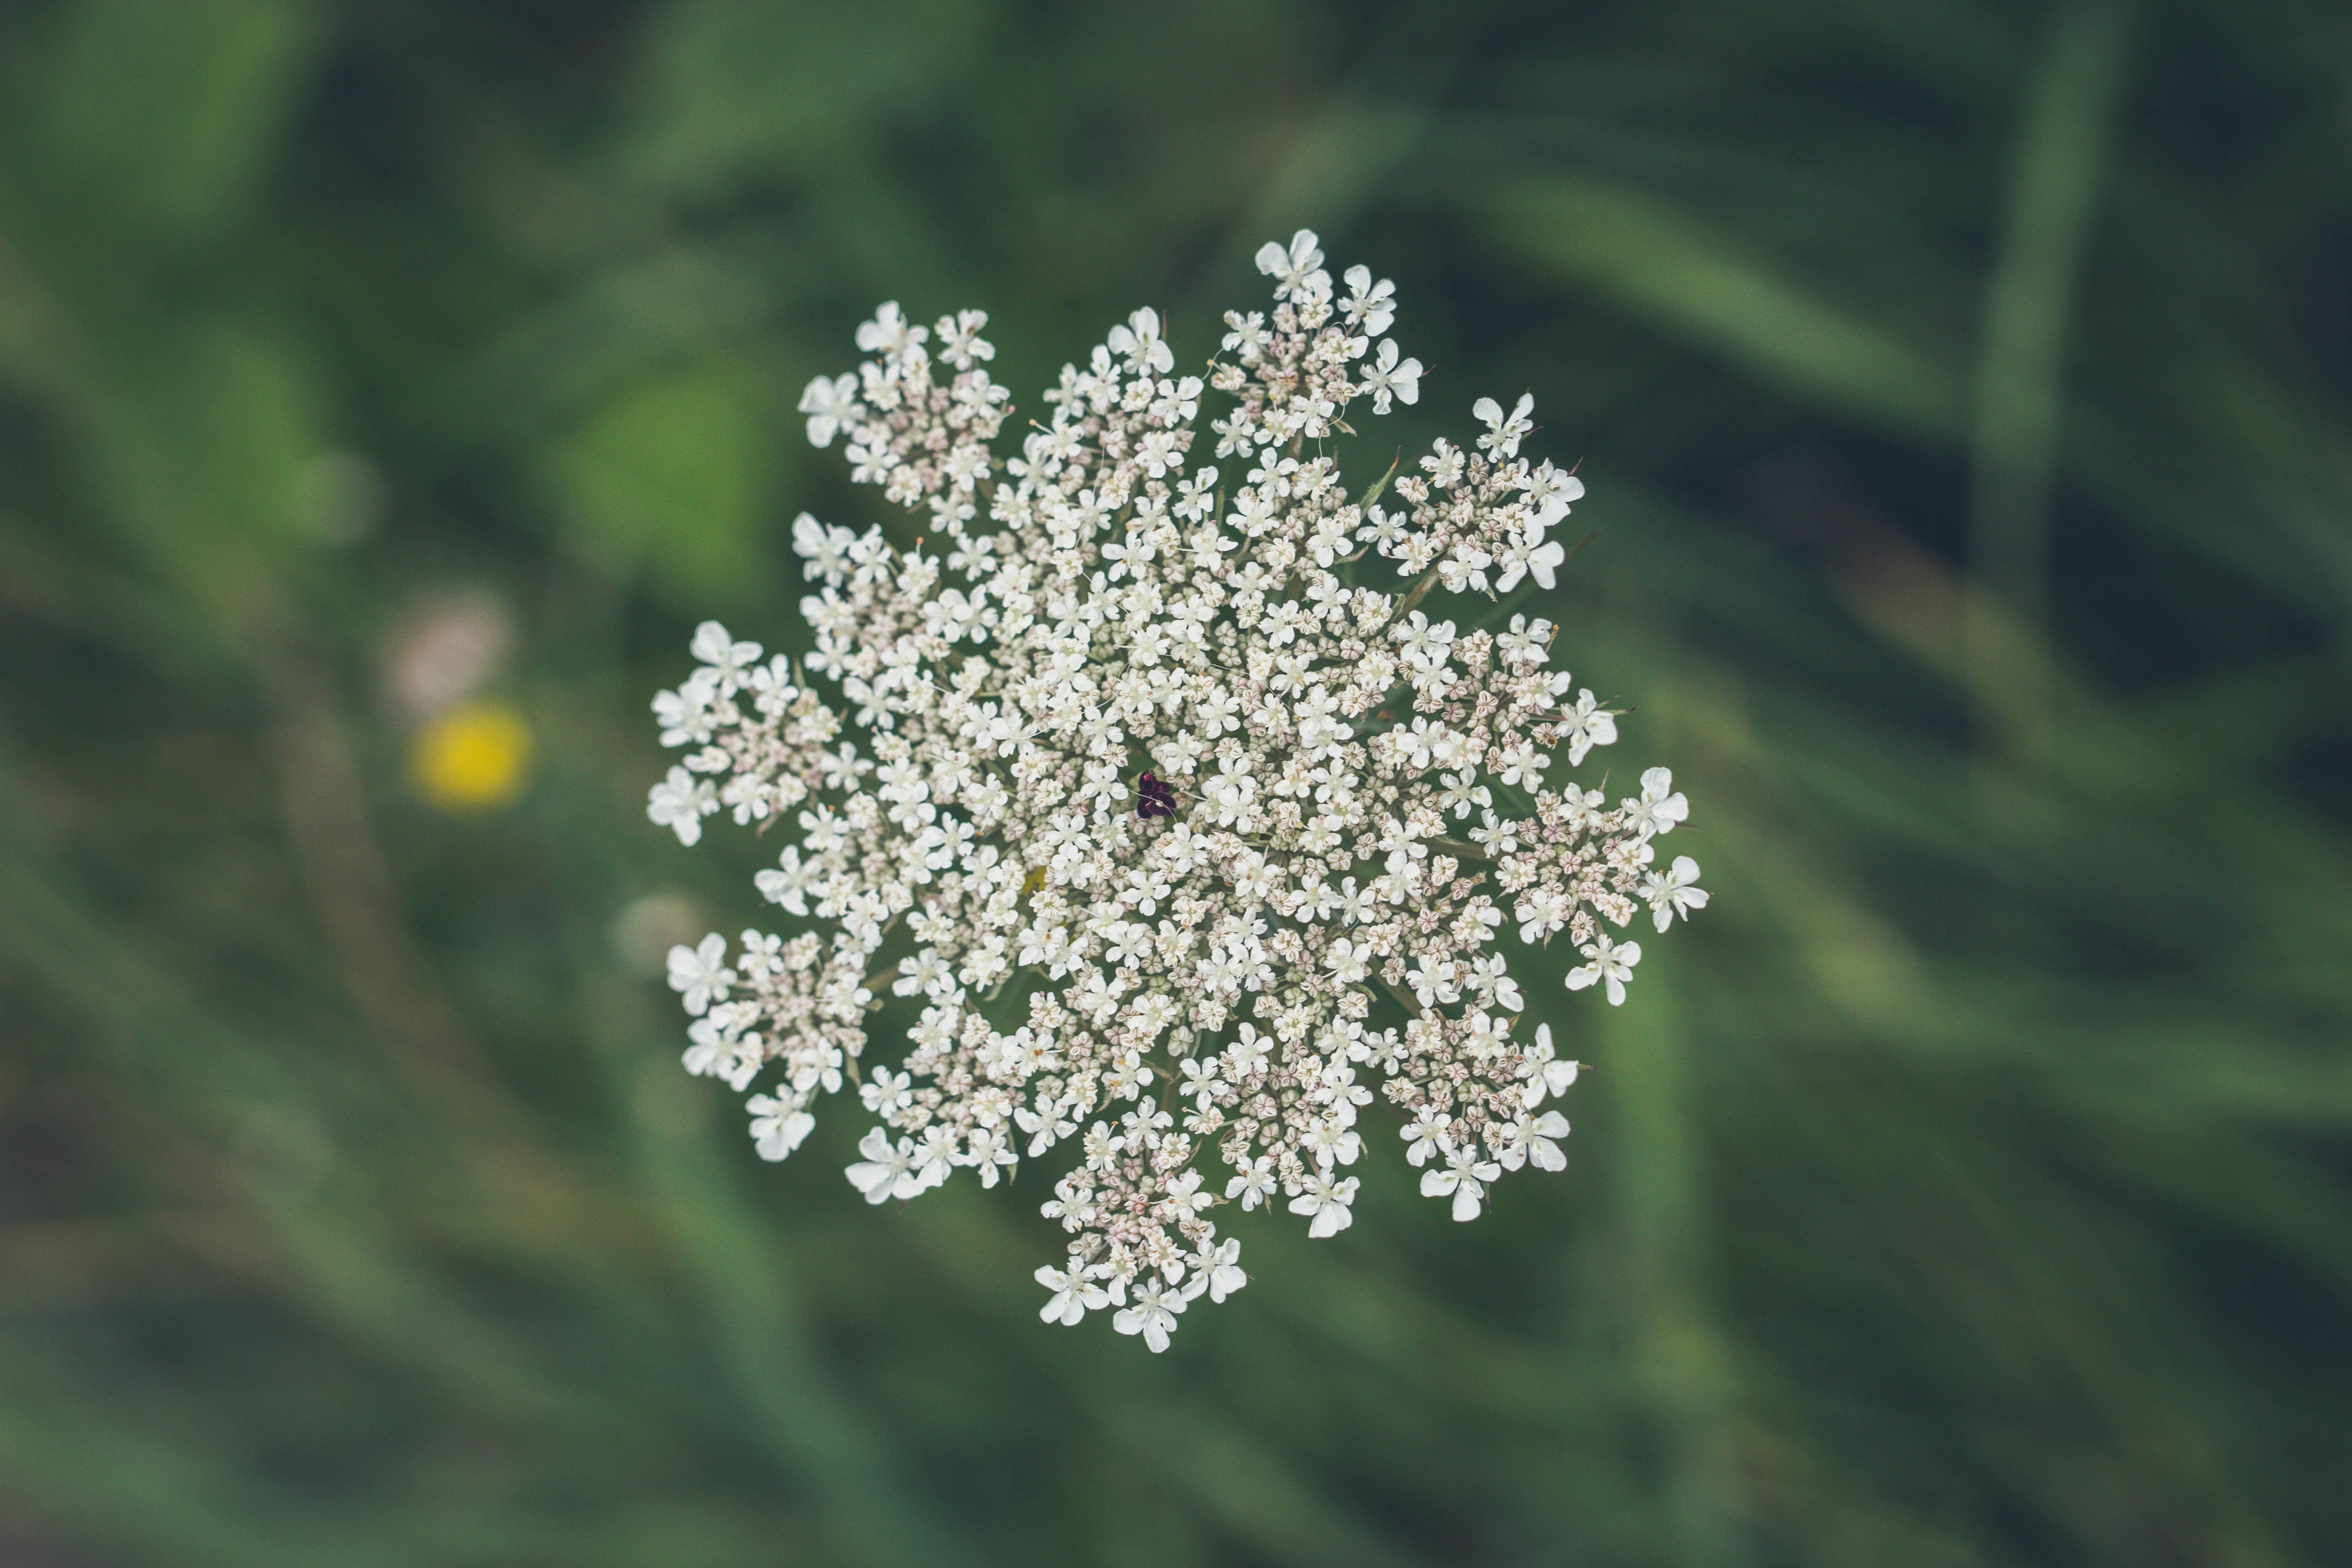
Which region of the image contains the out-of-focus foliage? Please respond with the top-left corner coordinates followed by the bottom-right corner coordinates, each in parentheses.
top-left (2, 0), bottom-right (2348, 1563)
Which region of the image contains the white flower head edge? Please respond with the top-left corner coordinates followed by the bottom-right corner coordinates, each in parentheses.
top-left (647, 231), bottom-right (1704, 1350)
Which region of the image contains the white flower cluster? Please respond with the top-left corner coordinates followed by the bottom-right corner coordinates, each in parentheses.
top-left (647, 231), bottom-right (1707, 1351)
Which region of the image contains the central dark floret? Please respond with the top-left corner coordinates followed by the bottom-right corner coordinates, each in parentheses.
top-left (1135, 770), bottom-right (1178, 819)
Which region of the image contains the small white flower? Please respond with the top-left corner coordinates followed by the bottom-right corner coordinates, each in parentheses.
top-left (1627, 767), bottom-right (1689, 839)
top-left (1338, 265), bottom-right (1396, 335)
top-left (1566, 934), bottom-right (1642, 1006)
top-left (844, 1127), bottom-right (927, 1204)
top-left (1287, 1171), bottom-right (1360, 1238)
top-left (1500, 1109), bottom-right (1569, 1173)
top-left (1036, 1262), bottom-right (1109, 1326)
top-left (798, 372), bottom-right (860, 447)
top-left (1472, 392), bottom-right (1535, 458)
top-left (1359, 338), bottom-right (1421, 415)
top-left (1642, 855), bottom-right (1709, 932)
top-left (1401, 1111), bottom-right (1451, 1166)
top-left (1561, 691), bottom-right (1618, 766)
top-left (962, 1123), bottom-right (1018, 1187)
top-left (893, 949), bottom-right (949, 998)
top-left (1195, 1238), bottom-right (1248, 1303)
top-left (1405, 953), bottom-right (1460, 1008)
top-left (859, 1067), bottom-right (914, 1117)
top-left (1177, 1054), bottom-right (1221, 1107)
top-left (1303, 1118), bottom-right (1363, 1169)
top-left (666, 933), bottom-right (734, 1016)
top-left (1525, 458), bottom-right (1585, 518)
top-left (689, 621), bottom-right (762, 689)
top-left (1438, 769), bottom-right (1490, 819)
top-left (1225, 1153), bottom-right (1278, 1211)
top-left (1113, 1278), bottom-right (1186, 1352)
top-left (793, 512), bottom-right (861, 583)
top-left (1220, 312), bottom-right (1269, 360)
top-left (1254, 228), bottom-right (1330, 302)
top-left (855, 301), bottom-right (926, 357)
top-left (1497, 613), bottom-right (1551, 664)
top-left (1083, 1120), bottom-right (1125, 1172)
top-left (1518, 1022), bottom-right (1581, 1106)
top-left (936, 309), bottom-right (995, 370)
top-left (748, 1095), bottom-right (815, 1161)
top-left (1494, 526), bottom-right (1567, 594)
top-left (647, 765), bottom-right (717, 845)
top-left (652, 678), bottom-right (715, 747)
top-left (1323, 936), bottom-right (1371, 983)
top-left (1106, 307), bottom-right (1175, 375)
top-left (1420, 1142), bottom-right (1502, 1221)
top-left (1223, 1025), bottom-right (1271, 1081)
top-left (1497, 743), bottom-right (1547, 789)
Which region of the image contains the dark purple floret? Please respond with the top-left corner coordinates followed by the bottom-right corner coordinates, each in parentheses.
top-left (1136, 770), bottom-right (1178, 819)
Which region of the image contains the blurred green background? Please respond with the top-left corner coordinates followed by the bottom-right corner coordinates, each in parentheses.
top-left (3, 0), bottom-right (2349, 1563)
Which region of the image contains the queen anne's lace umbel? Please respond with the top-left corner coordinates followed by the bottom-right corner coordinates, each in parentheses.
top-left (648, 232), bottom-right (1706, 1350)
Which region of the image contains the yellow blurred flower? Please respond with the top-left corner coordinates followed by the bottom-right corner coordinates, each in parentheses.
top-left (410, 701), bottom-right (533, 811)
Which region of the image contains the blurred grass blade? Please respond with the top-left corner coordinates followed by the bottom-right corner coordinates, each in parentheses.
top-left (1479, 177), bottom-right (1965, 440)
top-left (1965, 0), bottom-right (2137, 774)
